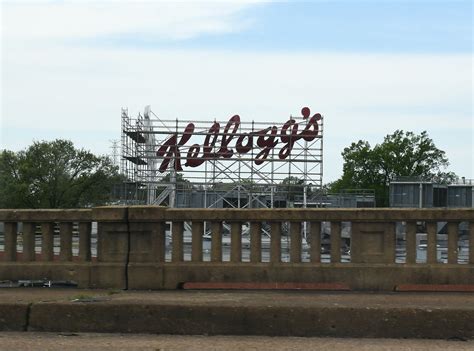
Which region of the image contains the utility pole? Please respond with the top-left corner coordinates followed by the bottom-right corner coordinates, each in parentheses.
top-left (109, 139), bottom-right (120, 170)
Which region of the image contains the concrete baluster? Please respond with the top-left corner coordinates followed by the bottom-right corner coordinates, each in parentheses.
top-left (405, 222), bottom-right (417, 264)
top-left (192, 221), bottom-right (204, 262)
top-left (172, 222), bottom-right (184, 262)
top-left (41, 222), bottom-right (54, 262)
top-left (78, 222), bottom-right (91, 262)
top-left (60, 222), bottom-right (73, 262)
top-left (310, 221), bottom-right (321, 263)
top-left (230, 222), bottom-right (242, 263)
top-left (211, 221), bottom-right (223, 262)
top-left (4, 222), bottom-right (17, 262)
top-left (330, 221), bottom-right (341, 263)
top-left (250, 222), bottom-right (262, 263)
top-left (270, 222), bottom-right (281, 263)
top-left (426, 221), bottom-right (437, 264)
top-left (290, 221), bottom-right (302, 263)
top-left (447, 222), bottom-right (458, 264)
top-left (22, 222), bottom-right (36, 262)
top-left (155, 222), bottom-right (166, 263)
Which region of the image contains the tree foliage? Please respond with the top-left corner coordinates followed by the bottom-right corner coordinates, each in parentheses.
top-left (279, 176), bottom-right (309, 201)
top-left (328, 130), bottom-right (456, 206)
top-left (159, 172), bottom-right (192, 188)
top-left (0, 139), bottom-right (121, 208)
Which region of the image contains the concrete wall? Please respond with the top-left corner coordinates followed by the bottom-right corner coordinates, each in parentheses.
top-left (0, 207), bottom-right (473, 290)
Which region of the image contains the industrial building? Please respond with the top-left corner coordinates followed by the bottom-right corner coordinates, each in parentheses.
top-left (389, 177), bottom-right (473, 208)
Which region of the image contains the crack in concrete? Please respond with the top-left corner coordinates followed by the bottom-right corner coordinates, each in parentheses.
top-left (124, 207), bottom-right (130, 290)
top-left (24, 303), bottom-right (32, 331)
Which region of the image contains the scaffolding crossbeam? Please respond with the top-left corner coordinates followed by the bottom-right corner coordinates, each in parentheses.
top-left (120, 106), bottom-right (324, 209)
top-left (124, 130), bottom-right (146, 143)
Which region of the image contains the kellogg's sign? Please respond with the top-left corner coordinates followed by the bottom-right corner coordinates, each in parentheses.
top-left (156, 107), bottom-right (322, 173)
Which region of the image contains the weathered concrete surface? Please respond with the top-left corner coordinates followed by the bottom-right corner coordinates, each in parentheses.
top-left (2, 261), bottom-right (473, 291)
top-left (0, 304), bottom-right (29, 331)
top-left (0, 289), bottom-right (472, 339)
top-left (128, 263), bottom-right (474, 290)
top-left (0, 262), bottom-right (92, 288)
top-left (2, 207), bottom-right (473, 290)
top-left (0, 332), bottom-right (473, 351)
top-left (127, 207), bottom-right (474, 222)
top-left (0, 209), bottom-right (91, 222)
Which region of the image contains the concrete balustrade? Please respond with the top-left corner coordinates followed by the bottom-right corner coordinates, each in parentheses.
top-left (0, 209), bottom-right (92, 287)
top-left (0, 207), bottom-right (473, 290)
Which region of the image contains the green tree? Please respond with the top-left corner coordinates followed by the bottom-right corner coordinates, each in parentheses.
top-left (208, 179), bottom-right (259, 192)
top-left (329, 130), bottom-right (456, 206)
top-left (0, 139), bottom-right (120, 208)
top-left (159, 172), bottom-right (192, 188)
top-left (279, 176), bottom-right (310, 202)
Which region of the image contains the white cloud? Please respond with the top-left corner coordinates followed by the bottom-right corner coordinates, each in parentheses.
top-left (2, 44), bottom-right (472, 180)
top-left (2, 1), bottom-right (258, 42)
top-left (1, 1), bottom-right (472, 181)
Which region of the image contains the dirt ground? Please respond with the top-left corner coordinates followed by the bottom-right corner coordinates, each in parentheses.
top-left (0, 332), bottom-right (472, 351)
top-left (1, 288), bottom-right (473, 309)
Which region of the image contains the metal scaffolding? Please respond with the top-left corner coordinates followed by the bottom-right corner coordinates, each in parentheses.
top-left (120, 106), bottom-right (324, 209)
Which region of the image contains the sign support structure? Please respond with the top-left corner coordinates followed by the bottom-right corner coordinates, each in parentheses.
top-left (120, 106), bottom-right (324, 210)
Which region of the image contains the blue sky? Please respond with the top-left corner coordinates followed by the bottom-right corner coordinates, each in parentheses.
top-left (96, 1), bottom-right (472, 53)
top-left (1, 1), bottom-right (473, 182)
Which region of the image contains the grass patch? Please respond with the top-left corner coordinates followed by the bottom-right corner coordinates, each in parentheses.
top-left (71, 294), bottom-right (96, 302)
top-left (107, 289), bottom-right (122, 296)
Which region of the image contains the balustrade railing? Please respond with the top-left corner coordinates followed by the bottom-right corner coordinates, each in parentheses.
top-left (0, 210), bottom-right (93, 263)
top-left (0, 207), bottom-right (473, 290)
top-left (151, 208), bottom-right (473, 265)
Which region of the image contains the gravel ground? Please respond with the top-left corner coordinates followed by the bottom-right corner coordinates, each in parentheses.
top-left (0, 333), bottom-right (472, 351)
